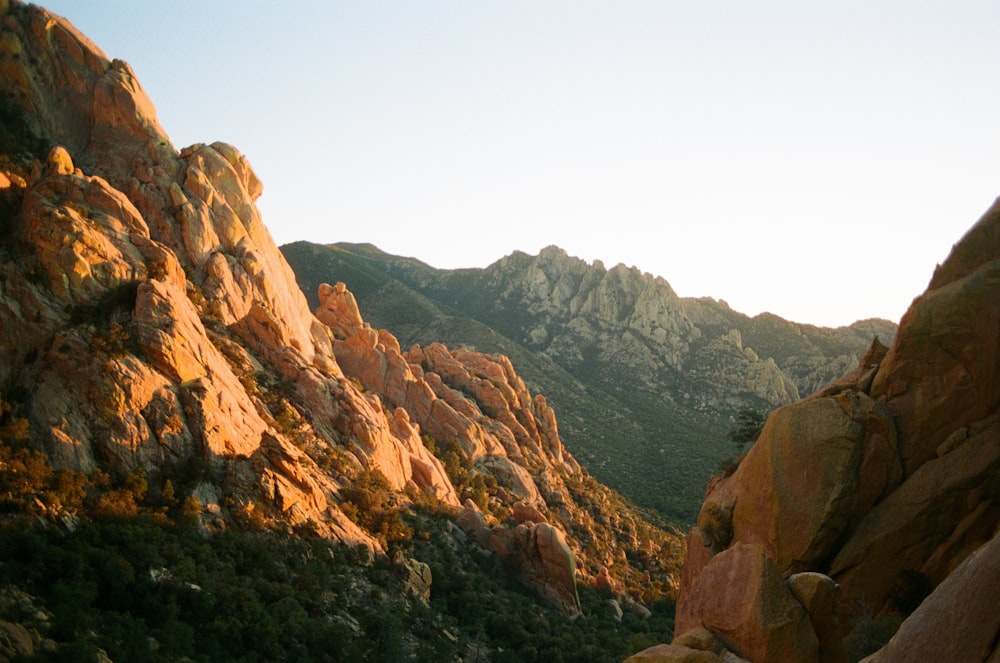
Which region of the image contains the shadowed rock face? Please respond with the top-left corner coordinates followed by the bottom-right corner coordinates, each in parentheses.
top-left (0, 0), bottom-right (683, 616)
top-left (659, 200), bottom-right (1000, 661)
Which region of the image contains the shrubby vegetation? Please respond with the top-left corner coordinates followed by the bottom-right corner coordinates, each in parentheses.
top-left (423, 435), bottom-right (497, 514)
top-left (0, 409), bottom-right (676, 661)
top-left (727, 407), bottom-right (768, 450)
top-left (339, 468), bottom-right (413, 550)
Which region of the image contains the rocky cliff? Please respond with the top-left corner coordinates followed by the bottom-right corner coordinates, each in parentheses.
top-left (282, 241), bottom-right (895, 522)
top-left (629, 200), bottom-right (1000, 661)
top-left (0, 3), bottom-right (681, 652)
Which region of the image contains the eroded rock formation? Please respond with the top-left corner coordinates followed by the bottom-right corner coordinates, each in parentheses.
top-left (648, 199), bottom-right (1000, 661)
top-left (0, 0), bottom-right (683, 619)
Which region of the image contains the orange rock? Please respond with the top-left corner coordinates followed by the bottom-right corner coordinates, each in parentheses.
top-left (870, 201), bottom-right (1000, 476)
top-left (730, 391), bottom-right (900, 574)
top-left (490, 521), bottom-right (580, 615)
top-left (829, 415), bottom-right (1000, 609)
top-left (676, 544), bottom-right (818, 663)
top-left (625, 643), bottom-right (728, 662)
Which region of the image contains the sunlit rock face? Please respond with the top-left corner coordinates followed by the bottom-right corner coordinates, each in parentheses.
top-left (0, 1), bottom-right (684, 615)
top-left (665, 201), bottom-right (1000, 662)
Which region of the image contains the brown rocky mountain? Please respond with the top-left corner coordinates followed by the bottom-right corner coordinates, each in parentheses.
top-left (0, 3), bottom-right (681, 659)
top-left (282, 241), bottom-right (896, 522)
top-left (628, 199), bottom-right (1000, 660)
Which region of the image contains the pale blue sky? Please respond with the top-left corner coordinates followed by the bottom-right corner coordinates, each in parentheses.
top-left (42, 1), bottom-right (1000, 327)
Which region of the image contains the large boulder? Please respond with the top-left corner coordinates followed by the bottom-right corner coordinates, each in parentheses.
top-left (669, 199), bottom-right (1000, 662)
top-left (625, 643), bottom-right (730, 663)
top-left (676, 544), bottom-right (818, 663)
top-left (490, 521), bottom-right (580, 615)
top-left (713, 390), bottom-right (900, 575)
top-left (830, 415), bottom-right (1000, 608)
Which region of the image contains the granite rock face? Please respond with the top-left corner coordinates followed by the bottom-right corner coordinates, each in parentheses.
top-left (665, 200), bottom-right (1000, 661)
top-left (0, 0), bottom-right (683, 616)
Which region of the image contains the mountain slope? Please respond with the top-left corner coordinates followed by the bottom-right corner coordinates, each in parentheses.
top-left (282, 241), bottom-right (896, 522)
top-left (0, 3), bottom-right (682, 659)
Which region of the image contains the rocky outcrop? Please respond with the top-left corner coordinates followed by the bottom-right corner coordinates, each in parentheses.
top-left (859, 527), bottom-right (1000, 662)
top-left (282, 240), bottom-right (896, 522)
top-left (491, 519), bottom-right (580, 615)
top-left (456, 500), bottom-right (581, 615)
top-left (663, 199), bottom-right (1000, 661)
top-left (0, 3), bottom-right (685, 626)
top-left (676, 544), bottom-right (818, 663)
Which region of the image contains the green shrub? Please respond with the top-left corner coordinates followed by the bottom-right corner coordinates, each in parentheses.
top-left (340, 469), bottom-right (413, 549)
top-left (727, 408), bottom-right (767, 450)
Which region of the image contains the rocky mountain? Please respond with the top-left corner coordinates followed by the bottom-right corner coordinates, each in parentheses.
top-left (628, 199), bottom-right (1000, 661)
top-left (281, 241), bottom-right (896, 522)
top-left (0, 3), bottom-right (682, 660)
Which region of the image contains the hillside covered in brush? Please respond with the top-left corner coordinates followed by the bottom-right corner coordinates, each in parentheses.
top-left (282, 241), bottom-right (895, 522)
top-left (0, 3), bottom-right (682, 660)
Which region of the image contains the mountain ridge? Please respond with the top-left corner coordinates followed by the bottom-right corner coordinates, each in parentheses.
top-left (0, 2), bottom-right (682, 659)
top-left (282, 240), bottom-right (896, 522)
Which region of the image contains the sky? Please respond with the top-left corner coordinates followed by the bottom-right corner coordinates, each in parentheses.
top-left (41, 1), bottom-right (1000, 328)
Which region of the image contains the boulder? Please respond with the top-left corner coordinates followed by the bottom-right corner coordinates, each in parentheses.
top-left (394, 552), bottom-right (433, 604)
top-left (830, 415), bottom-right (1000, 609)
top-left (787, 572), bottom-right (847, 663)
top-left (860, 527), bottom-right (1000, 662)
top-left (490, 521), bottom-right (580, 615)
top-left (676, 544), bottom-right (818, 663)
top-left (625, 643), bottom-right (727, 663)
top-left (673, 627), bottom-right (728, 654)
top-left (316, 282), bottom-right (364, 340)
top-left (730, 391), bottom-right (900, 574)
top-left (0, 620), bottom-right (35, 659)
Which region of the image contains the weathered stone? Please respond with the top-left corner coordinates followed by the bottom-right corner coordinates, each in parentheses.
top-left (0, 620), bottom-right (35, 658)
top-left (788, 572), bottom-right (847, 663)
top-left (677, 544), bottom-right (818, 663)
top-left (870, 201), bottom-right (1000, 476)
top-left (513, 501), bottom-right (548, 525)
top-left (625, 643), bottom-right (727, 663)
top-left (730, 391), bottom-right (899, 574)
top-left (830, 415), bottom-right (1000, 609)
top-left (316, 282), bottom-right (364, 340)
top-left (46, 145), bottom-right (74, 175)
top-left (860, 528), bottom-right (1000, 662)
top-left (673, 626), bottom-right (728, 654)
top-left (394, 552), bottom-right (433, 604)
top-left (490, 521), bottom-right (580, 615)
top-left (813, 337), bottom-right (888, 398)
top-left (0, 0), bottom-right (686, 615)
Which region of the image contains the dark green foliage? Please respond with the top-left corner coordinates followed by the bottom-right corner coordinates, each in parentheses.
top-left (0, 509), bottom-right (677, 662)
top-left (339, 468), bottom-right (413, 549)
top-left (0, 518), bottom-right (402, 662)
top-left (727, 407), bottom-right (768, 450)
top-left (411, 509), bottom-right (676, 662)
top-left (424, 436), bottom-right (497, 513)
top-left (67, 281), bottom-right (141, 326)
top-left (0, 391), bottom-right (30, 445)
top-left (0, 436), bottom-right (677, 661)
